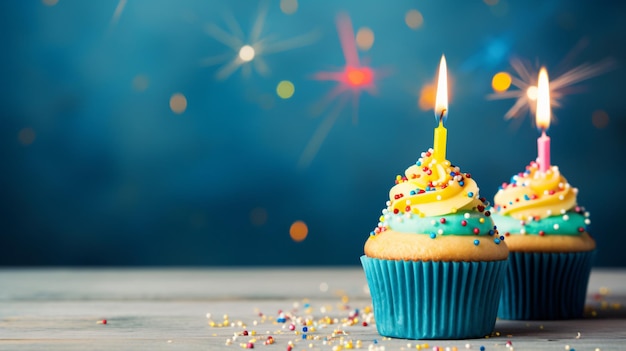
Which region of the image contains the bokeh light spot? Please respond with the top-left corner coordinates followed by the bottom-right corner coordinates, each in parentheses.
top-left (238, 45), bottom-right (255, 62)
top-left (483, 0), bottom-right (499, 5)
top-left (169, 93), bottom-right (188, 114)
top-left (42, 0), bottom-right (58, 6)
top-left (276, 80), bottom-right (295, 99)
top-left (405, 9), bottom-right (424, 30)
top-left (418, 83), bottom-right (436, 111)
top-left (526, 86), bottom-right (538, 101)
top-left (280, 0), bottom-right (298, 15)
top-left (132, 75), bottom-right (149, 92)
top-left (250, 207), bottom-right (268, 226)
top-left (492, 72), bottom-right (512, 92)
top-left (18, 127), bottom-right (36, 146)
top-left (592, 110), bottom-right (609, 129)
top-left (356, 27), bottom-right (374, 51)
top-left (289, 220), bottom-right (308, 242)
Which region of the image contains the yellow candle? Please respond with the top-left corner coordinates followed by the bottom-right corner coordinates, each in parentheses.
top-left (433, 118), bottom-right (447, 161)
top-left (433, 55), bottom-right (448, 162)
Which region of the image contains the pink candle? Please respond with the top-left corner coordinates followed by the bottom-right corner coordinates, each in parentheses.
top-left (535, 67), bottom-right (551, 173)
top-left (537, 130), bottom-right (551, 172)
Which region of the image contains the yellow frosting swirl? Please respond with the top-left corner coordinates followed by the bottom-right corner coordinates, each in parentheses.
top-left (493, 161), bottom-right (578, 220)
top-left (387, 149), bottom-right (482, 217)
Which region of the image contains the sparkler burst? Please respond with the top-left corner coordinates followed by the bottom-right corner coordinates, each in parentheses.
top-left (200, 3), bottom-right (320, 80)
top-left (487, 56), bottom-right (615, 125)
top-left (298, 14), bottom-right (381, 169)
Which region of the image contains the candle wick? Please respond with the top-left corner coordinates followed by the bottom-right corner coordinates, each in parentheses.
top-left (439, 109), bottom-right (446, 123)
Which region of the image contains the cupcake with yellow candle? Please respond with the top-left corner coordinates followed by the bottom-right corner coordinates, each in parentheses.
top-left (361, 56), bottom-right (509, 339)
top-left (492, 67), bottom-right (595, 320)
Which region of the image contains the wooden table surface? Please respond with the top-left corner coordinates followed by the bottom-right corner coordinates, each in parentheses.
top-left (1, 268), bottom-right (625, 351)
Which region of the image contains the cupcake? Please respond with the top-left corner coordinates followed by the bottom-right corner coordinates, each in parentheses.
top-left (492, 161), bottom-right (595, 320)
top-left (361, 148), bottom-right (509, 339)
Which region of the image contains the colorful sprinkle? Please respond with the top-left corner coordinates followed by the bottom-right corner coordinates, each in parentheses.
top-left (474, 239), bottom-right (480, 246)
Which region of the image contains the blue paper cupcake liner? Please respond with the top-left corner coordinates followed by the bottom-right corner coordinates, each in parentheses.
top-left (498, 251), bottom-right (594, 320)
top-left (361, 255), bottom-right (507, 340)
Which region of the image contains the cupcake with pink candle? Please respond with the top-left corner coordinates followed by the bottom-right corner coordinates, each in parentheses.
top-left (492, 67), bottom-right (595, 320)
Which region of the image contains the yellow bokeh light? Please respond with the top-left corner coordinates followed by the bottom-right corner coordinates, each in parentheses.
top-left (526, 86), bottom-right (538, 101)
top-left (18, 127), bottom-right (36, 146)
top-left (169, 93), bottom-right (187, 114)
top-left (238, 45), bottom-right (255, 62)
top-left (42, 0), bottom-right (59, 6)
top-left (276, 80), bottom-right (295, 99)
top-left (132, 75), bottom-right (149, 92)
top-left (250, 207), bottom-right (268, 226)
top-left (491, 72), bottom-right (512, 92)
top-left (405, 9), bottom-right (424, 30)
top-left (356, 27), bottom-right (374, 51)
top-left (592, 110), bottom-right (609, 129)
top-left (289, 220), bottom-right (308, 242)
top-left (418, 83), bottom-right (436, 111)
top-left (280, 0), bottom-right (298, 15)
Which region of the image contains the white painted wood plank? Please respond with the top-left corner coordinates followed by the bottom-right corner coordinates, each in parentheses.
top-left (0, 268), bottom-right (624, 351)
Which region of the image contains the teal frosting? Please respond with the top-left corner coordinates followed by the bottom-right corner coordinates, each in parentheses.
top-left (386, 210), bottom-right (497, 237)
top-left (491, 210), bottom-right (588, 235)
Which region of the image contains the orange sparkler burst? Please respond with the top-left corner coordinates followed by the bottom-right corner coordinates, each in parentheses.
top-left (298, 14), bottom-right (380, 168)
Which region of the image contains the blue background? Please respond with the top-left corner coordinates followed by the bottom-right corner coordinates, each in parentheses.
top-left (2, 0), bottom-right (625, 266)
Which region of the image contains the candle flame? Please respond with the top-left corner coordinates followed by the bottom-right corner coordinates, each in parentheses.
top-left (435, 55), bottom-right (448, 123)
top-left (536, 67), bottom-right (551, 130)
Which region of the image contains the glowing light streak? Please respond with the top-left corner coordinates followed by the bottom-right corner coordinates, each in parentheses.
top-left (109, 0), bottom-right (127, 29)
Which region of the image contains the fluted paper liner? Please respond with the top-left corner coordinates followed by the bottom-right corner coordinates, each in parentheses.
top-left (361, 256), bottom-right (507, 340)
top-left (498, 251), bottom-right (594, 320)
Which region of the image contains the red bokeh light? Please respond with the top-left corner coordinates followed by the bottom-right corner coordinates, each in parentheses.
top-left (345, 66), bottom-right (373, 87)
